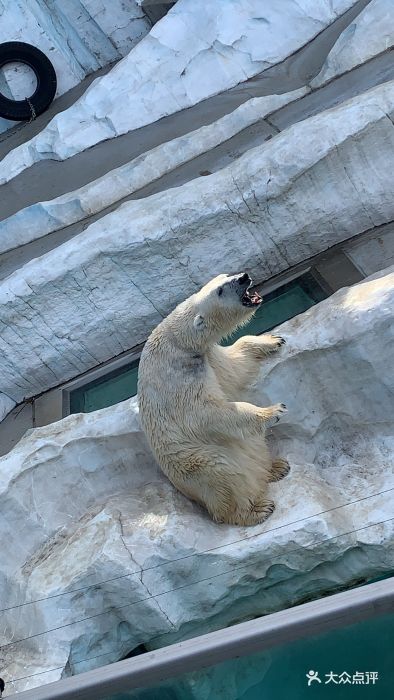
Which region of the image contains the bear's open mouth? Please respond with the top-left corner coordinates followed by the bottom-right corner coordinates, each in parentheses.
top-left (241, 288), bottom-right (262, 307)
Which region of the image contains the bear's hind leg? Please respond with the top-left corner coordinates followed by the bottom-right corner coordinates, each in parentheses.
top-left (269, 458), bottom-right (290, 482)
top-left (172, 466), bottom-right (238, 524)
top-left (207, 483), bottom-right (275, 526)
top-left (235, 496), bottom-right (275, 526)
top-left (176, 453), bottom-right (275, 526)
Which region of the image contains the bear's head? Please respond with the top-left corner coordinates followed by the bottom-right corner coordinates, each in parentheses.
top-left (170, 272), bottom-right (262, 351)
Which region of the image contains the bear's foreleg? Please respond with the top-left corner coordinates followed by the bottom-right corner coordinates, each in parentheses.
top-left (210, 335), bottom-right (286, 399)
top-left (232, 334), bottom-right (286, 358)
top-left (201, 400), bottom-right (287, 440)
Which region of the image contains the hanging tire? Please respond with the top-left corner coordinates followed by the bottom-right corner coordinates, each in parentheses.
top-left (0, 41), bottom-right (57, 121)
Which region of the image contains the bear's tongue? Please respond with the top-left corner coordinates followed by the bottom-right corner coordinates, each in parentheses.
top-left (242, 289), bottom-right (262, 306)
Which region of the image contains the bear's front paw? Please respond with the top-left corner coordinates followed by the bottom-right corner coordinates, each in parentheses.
top-left (272, 403), bottom-right (287, 422)
top-left (272, 335), bottom-right (286, 350)
top-left (260, 334), bottom-right (286, 353)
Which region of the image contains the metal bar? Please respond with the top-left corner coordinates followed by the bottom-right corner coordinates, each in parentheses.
top-left (14, 576), bottom-right (394, 700)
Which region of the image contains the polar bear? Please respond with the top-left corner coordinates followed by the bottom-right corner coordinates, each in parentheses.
top-left (138, 272), bottom-right (289, 526)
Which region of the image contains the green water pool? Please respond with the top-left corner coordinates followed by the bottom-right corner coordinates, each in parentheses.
top-left (107, 610), bottom-right (394, 700)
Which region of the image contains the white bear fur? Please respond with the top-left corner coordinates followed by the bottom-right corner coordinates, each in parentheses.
top-left (138, 273), bottom-right (289, 526)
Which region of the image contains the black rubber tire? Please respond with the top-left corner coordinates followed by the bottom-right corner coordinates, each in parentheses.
top-left (0, 41), bottom-right (57, 121)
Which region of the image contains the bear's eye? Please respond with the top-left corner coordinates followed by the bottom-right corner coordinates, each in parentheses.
top-left (217, 287), bottom-right (223, 297)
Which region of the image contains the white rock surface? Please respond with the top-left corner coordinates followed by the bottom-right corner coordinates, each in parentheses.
top-left (1, 268), bottom-right (393, 695)
top-left (1, 80), bottom-right (394, 410)
top-left (0, 0), bottom-right (358, 183)
top-left (0, 0), bottom-right (151, 134)
top-left (311, 0), bottom-right (394, 88)
top-left (0, 88), bottom-right (308, 254)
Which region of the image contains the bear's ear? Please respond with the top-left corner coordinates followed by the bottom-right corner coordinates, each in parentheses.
top-left (193, 314), bottom-right (205, 330)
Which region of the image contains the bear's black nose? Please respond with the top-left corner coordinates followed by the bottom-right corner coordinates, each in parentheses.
top-left (238, 273), bottom-right (250, 285)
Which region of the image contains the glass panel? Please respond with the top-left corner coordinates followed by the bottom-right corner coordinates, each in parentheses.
top-left (105, 611), bottom-right (394, 700)
top-left (69, 272), bottom-right (328, 413)
top-left (69, 362), bottom-right (139, 413)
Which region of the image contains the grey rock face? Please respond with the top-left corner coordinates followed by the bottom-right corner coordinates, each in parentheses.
top-left (0, 0), bottom-right (358, 180)
top-left (311, 0), bottom-right (394, 88)
top-left (1, 81), bottom-right (394, 412)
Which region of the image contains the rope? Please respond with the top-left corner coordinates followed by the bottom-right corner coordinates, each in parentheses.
top-left (25, 96), bottom-right (36, 122)
top-left (6, 514), bottom-right (394, 689)
top-left (1, 485), bottom-right (393, 616)
top-left (2, 513), bottom-right (393, 656)
top-left (0, 97), bottom-right (36, 145)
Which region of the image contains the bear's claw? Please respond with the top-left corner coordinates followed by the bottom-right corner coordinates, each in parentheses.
top-left (269, 458), bottom-right (291, 482)
top-left (274, 403), bottom-right (287, 422)
top-left (250, 498), bottom-right (276, 522)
